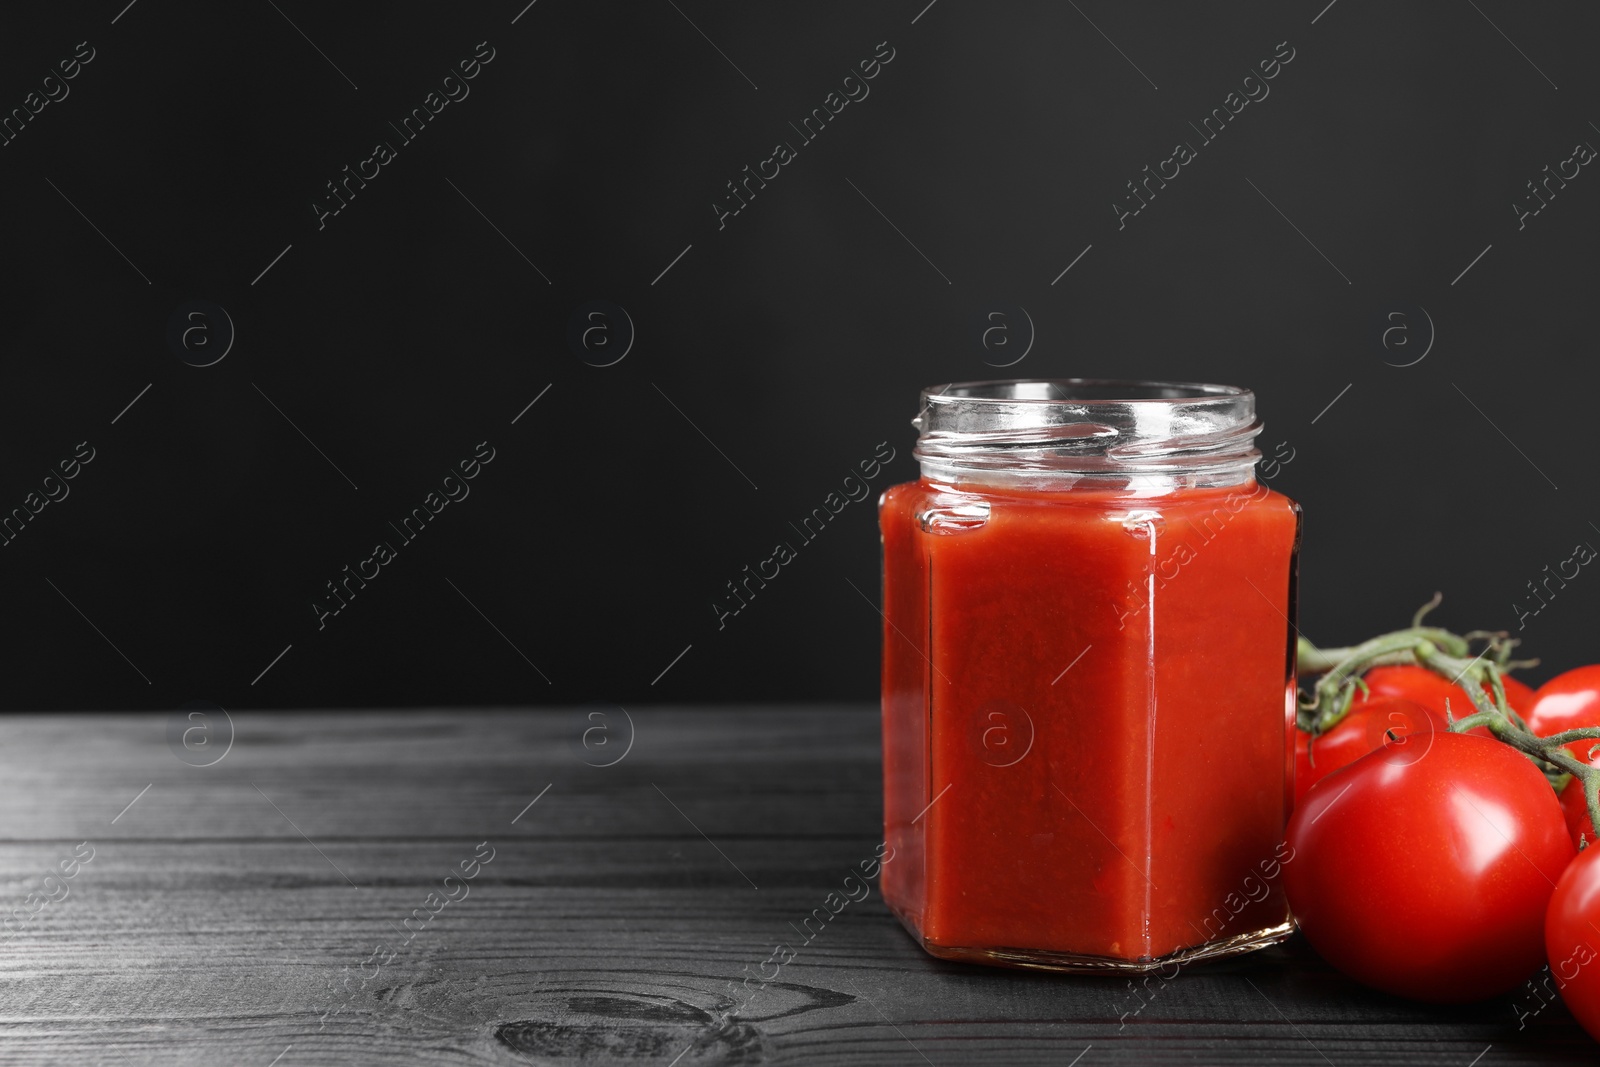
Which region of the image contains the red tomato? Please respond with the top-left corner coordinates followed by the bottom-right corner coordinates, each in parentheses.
top-left (1528, 665), bottom-right (1600, 757)
top-left (1285, 732), bottom-right (1574, 1003)
top-left (1560, 776), bottom-right (1597, 850)
top-left (1557, 739), bottom-right (1600, 848)
top-left (1294, 698), bottom-right (1444, 809)
top-left (1359, 665), bottom-right (1533, 723)
top-left (1545, 845), bottom-right (1600, 1041)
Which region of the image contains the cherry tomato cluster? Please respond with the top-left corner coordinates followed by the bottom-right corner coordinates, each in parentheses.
top-left (1289, 647), bottom-right (1600, 1039)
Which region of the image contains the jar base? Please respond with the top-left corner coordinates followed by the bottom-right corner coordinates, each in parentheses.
top-left (904, 917), bottom-right (1295, 975)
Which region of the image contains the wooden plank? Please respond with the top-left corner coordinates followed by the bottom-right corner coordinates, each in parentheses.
top-left (0, 709), bottom-right (1591, 1065)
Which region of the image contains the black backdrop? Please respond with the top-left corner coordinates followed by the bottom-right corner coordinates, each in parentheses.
top-left (0, 1), bottom-right (1593, 711)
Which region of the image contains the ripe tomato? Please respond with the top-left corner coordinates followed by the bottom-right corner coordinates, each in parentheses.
top-left (1529, 666), bottom-right (1600, 848)
top-left (1545, 844), bottom-right (1600, 1041)
top-left (1560, 775), bottom-right (1598, 850)
top-left (1557, 737), bottom-right (1600, 848)
top-left (1285, 732), bottom-right (1574, 1003)
top-left (1294, 698), bottom-right (1444, 809)
top-left (1528, 665), bottom-right (1600, 756)
top-left (1359, 665), bottom-right (1533, 723)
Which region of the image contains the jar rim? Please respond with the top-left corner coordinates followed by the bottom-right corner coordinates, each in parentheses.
top-left (922, 379), bottom-right (1250, 406)
top-left (913, 378), bottom-right (1262, 489)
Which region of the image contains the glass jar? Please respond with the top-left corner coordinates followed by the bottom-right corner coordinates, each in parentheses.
top-left (878, 380), bottom-right (1300, 973)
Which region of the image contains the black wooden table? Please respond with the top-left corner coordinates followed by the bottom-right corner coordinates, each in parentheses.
top-left (0, 707), bottom-right (1590, 1065)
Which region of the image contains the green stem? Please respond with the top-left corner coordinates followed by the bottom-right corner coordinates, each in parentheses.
top-left (1296, 628), bottom-right (1471, 734)
top-left (1296, 605), bottom-right (1600, 842)
top-left (1542, 728), bottom-right (1600, 750)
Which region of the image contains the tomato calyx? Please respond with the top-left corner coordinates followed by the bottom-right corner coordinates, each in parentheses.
top-left (1296, 595), bottom-right (1600, 837)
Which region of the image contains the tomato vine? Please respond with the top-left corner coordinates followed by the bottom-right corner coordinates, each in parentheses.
top-left (1296, 595), bottom-right (1600, 842)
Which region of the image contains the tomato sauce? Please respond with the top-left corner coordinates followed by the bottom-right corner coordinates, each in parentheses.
top-left (880, 476), bottom-right (1300, 969)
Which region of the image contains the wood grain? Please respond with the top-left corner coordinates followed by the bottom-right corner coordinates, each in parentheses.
top-left (0, 708), bottom-right (1590, 1065)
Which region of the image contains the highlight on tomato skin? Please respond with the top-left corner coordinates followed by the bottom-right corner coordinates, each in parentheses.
top-left (1293, 698), bottom-right (1445, 809)
top-left (1284, 732), bottom-right (1575, 1004)
top-left (1546, 844), bottom-right (1600, 1041)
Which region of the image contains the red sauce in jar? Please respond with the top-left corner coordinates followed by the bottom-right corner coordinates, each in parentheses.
top-left (880, 476), bottom-right (1299, 968)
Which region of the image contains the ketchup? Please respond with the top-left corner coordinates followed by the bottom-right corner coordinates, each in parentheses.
top-left (879, 381), bottom-right (1300, 971)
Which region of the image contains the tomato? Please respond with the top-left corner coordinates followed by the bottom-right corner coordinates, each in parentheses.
top-left (1359, 665), bottom-right (1533, 724)
top-left (1560, 777), bottom-right (1598, 850)
top-left (1294, 698), bottom-right (1444, 809)
top-left (1557, 739), bottom-right (1600, 848)
top-left (1285, 732), bottom-right (1574, 1003)
top-left (1526, 666), bottom-right (1600, 847)
top-left (1545, 844), bottom-right (1600, 1040)
top-left (1528, 665), bottom-right (1600, 756)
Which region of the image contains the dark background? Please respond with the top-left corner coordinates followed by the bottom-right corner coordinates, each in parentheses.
top-left (0, 0), bottom-right (1593, 711)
